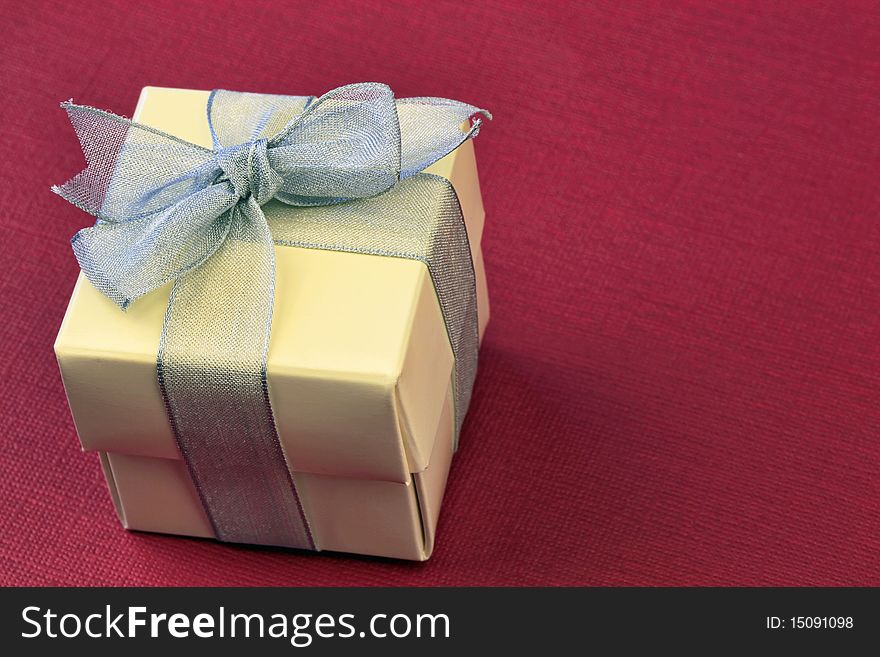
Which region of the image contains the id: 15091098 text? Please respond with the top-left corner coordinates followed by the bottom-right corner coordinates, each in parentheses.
top-left (766, 616), bottom-right (853, 630)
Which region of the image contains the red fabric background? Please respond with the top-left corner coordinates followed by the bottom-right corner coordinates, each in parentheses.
top-left (1, 0), bottom-right (879, 586)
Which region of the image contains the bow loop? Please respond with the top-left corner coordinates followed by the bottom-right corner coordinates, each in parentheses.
top-left (207, 90), bottom-right (313, 148)
top-left (241, 83), bottom-right (403, 205)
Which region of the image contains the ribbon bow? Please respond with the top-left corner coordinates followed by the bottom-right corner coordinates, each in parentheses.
top-left (55, 83), bottom-right (489, 308)
top-left (54, 83), bottom-right (490, 550)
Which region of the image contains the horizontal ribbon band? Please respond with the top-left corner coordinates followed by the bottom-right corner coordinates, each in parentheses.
top-left (54, 84), bottom-right (490, 549)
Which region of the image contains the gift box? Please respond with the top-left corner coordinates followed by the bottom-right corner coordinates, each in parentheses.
top-left (54, 86), bottom-right (489, 560)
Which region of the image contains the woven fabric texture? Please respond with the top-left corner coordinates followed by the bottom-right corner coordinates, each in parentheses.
top-left (1, 0), bottom-right (879, 586)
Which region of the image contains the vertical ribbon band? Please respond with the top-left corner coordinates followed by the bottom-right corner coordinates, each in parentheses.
top-left (158, 196), bottom-right (315, 548)
top-left (53, 84), bottom-right (490, 549)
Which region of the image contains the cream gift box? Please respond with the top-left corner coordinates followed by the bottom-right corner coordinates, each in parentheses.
top-left (54, 86), bottom-right (489, 561)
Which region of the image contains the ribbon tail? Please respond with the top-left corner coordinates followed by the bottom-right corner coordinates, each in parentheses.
top-left (53, 101), bottom-right (217, 223)
top-left (396, 97), bottom-right (492, 179)
top-left (157, 198), bottom-right (314, 549)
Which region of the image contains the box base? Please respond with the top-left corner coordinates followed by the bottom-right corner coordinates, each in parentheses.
top-left (97, 384), bottom-right (456, 561)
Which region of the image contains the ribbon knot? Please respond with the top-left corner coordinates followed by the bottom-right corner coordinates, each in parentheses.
top-left (215, 138), bottom-right (281, 205)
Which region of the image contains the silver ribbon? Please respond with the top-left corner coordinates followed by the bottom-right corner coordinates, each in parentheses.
top-left (53, 84), bottom-right (490, 549)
